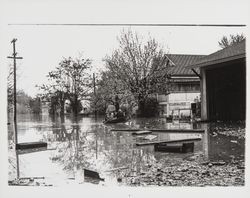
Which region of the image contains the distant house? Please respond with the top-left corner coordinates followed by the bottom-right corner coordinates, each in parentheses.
top-left (79, 99), bottom-right (90, 115)
top-left (187, 40), bottom-right (246, 121)
top-left (158, 54), bottom-right (206, 118)
top-left (41, 101), bottom-right (50, 115)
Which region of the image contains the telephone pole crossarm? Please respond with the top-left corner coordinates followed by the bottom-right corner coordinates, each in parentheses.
top-left (7, 56), bottom-right (23, 59)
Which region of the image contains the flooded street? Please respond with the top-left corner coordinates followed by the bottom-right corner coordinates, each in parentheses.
top-left (8, 114), bottom-right (245, 186)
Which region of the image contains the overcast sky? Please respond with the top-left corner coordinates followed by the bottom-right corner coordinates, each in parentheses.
top-left (1, 0), bottom-right (249, 97)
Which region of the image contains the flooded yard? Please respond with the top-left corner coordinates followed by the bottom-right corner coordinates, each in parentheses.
top-left (8, 114), bottom-right (245, 186)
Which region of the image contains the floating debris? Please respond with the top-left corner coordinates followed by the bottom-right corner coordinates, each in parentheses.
top-left (9, 177), bottom-right (52, 186)
top-left (202, 161), bottom-right (226, 166)
top-left (143, 135), bottom-right (157, 141)
top-left (111, 129), bottom-right (205, 133)
top-left (154, 142), bottom-right (194, 153)
top-left (105, 166), bottom-right (129, 172)
top-left (212, 132), bottom-right (218, 137)
top-left (16, 142), bottom-right (47, 150)
top-left (84, 169), bottom-right (104, 181)
top-left (136, 137), bottom-right (201, 146)
top-left (132, 130), bottom-right (152, 135)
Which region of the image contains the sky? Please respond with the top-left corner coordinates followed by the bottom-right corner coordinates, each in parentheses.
top-left (5, 25), bottom-right (246, 97)
top-left (1, 0), bottom-right (249, 98)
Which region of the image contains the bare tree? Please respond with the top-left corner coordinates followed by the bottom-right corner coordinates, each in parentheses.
top-left (218, 33), bottom-right (245, 49)
top-left (103, 30), bottom-right (170, 116)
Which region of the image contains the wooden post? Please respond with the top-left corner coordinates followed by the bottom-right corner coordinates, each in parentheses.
top-left (96, 129), bottom-right (98, 159)
top-left (93, 73), bottom-right (97, 119)
top-left (200, 68), bottom-right (208, 120)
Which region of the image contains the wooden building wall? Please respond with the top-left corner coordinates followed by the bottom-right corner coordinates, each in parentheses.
top-left (204, 58), bottom-right (246, 121)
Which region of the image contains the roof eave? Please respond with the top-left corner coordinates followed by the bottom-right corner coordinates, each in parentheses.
top-left (186, 53), bottom-right (246, 69)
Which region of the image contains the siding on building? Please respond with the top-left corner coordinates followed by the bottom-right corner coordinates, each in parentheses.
top-left (158, 54), bottom-right (204, 117)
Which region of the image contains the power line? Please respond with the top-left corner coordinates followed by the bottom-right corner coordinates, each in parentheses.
top-left (8, 23), bottom-right (246, 27)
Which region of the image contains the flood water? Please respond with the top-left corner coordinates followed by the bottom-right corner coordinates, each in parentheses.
top-left (8, 114), bottom-right (245, 186)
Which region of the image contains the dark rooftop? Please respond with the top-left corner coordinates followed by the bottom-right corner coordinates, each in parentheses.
top-left (186, 39), bottom-right (246, 68)
top-left (165, 54), bottom-right (206, 76)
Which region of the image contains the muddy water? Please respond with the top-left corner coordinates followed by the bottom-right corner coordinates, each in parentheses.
top-left (8, 114), bottom-right (245, 186)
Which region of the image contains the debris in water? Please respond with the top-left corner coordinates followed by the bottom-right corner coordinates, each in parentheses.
top-left (208, 163), bottom-right (213, 168)
top-left (84, 169), bottom-right (104, 181)
top-left (212, 132), bottom-right (218, 137)
top-left (154, 142), bottom-right (194, 153)
top-left (202, 161), bottom-right (226, 166)
top-left (16, 142), bottom-right (47, 150)
top-left (117, 178), bottom-right (122, 182)
top-left (136, 137), bottom-right (201, 146)
top-left (143, 135), bottom-right (157, 141)
top-left (105, 166), bottom-right (129, 172)
top-left (132, 130), bottom-right (152, 135)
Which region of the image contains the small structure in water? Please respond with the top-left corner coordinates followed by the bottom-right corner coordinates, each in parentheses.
top-left (154, 142), bottom-right (194, 153)
top-left (104, 103), bottom-right (128, 124)
top-left (16, 142), bottom-right (48, 150)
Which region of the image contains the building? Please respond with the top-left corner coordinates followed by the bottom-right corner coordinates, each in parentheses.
top-left (158, 54), bottom-right (206, 118)
top-left (187, 40), bottom-right (246, 121)
top-left (41, 101), bottom-right (50, 115)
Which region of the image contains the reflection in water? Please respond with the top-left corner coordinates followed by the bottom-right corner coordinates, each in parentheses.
top-left (8, 114), bottom-right (244, 186)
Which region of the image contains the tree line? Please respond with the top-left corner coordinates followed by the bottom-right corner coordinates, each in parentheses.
top-left (7, 31), bottom-right (245, 117)
top-left (37, 30), bottom-right (171, 117)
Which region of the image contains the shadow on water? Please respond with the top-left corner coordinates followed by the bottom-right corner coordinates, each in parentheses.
top-left (8, 114), bottom-right (245, 185)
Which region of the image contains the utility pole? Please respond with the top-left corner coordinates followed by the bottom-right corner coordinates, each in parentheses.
top-left (7, 39), bottom-right (23, 148)
top-left (7, 38), bottom-right (23, 179)
top-left (93, 73), bottom-right (98, 159)
top-left (93, 73), bottom-right (97, 119)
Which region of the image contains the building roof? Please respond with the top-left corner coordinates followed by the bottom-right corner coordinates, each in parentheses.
top-left (165, 54), bottom-right (206, 76)
top-left (186, 39), bottom-right (246, 68)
